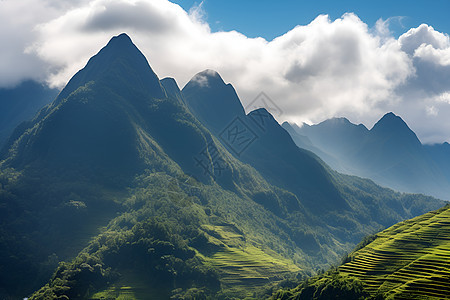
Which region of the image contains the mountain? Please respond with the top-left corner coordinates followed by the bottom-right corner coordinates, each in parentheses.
top-left (281, 121), bottom-right (344, 172)
top-left (0, 80), bottom-right (58, 147)
top-left (182, 70), bottom-right (245, 133)
top-left (424, 142), bottom-right (450, 182)
top-left (182, 71), bottom-right (346, 211)
top-left (291, 113), bottom-right (450, 200)
top-left (0, 34), bottom-right (445, 299)
top-left (55, 33), bottom-right (166, 105)
top-left (160, 77), bottom-right (184, 104)
top-left (1, 33), bottom-right (168, 184)
top-left (0, 33), bottom-right (230, 298)
top-left (273, 203), bottom-right (450, 299)
top-left (296, 117), bottom-right (368, 161)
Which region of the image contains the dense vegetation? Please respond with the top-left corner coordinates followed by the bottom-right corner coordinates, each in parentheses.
top-left (271, 269), bottom-right (370, 300)
top-left (0, 34), bottom-right (447, 299)
top-left (273, 204), bottom-right (450, 300)
top-left (31, 217), bottom-right (220, 299)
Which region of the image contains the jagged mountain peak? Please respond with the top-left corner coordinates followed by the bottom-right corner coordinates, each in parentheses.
top-left (56, 33), bottom-right (165, 103)
top-left (160, 77), bottom-right (179, 88)
top-left (317, 117), bottom-right (368, 131)
top-left (372, 112), bottom-right (407, 131)
top-left (108, 32), bottom-right (133, 45)
top-left (160, 77), bottom-right (184, 103)
top-left (370, 112), bottom-right (421, 144)
top-left (324, 117), bottom-right (351, 124)
top-left (182, 70), bottom-right (245, 132)
top-left (160, 77), bottom-right (181, 95)
top-left (184, 69), bottom-right (227, 89)
top-left (1, 34), bottom-right (175, 181)
top-left (248, 107), bottom-right (271, 116)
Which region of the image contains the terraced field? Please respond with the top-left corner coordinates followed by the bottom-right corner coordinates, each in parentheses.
top-left (90, 270), bottom-right (169, 299)
top-left (200, 224), bottom-right (301, 298)
top-left (339, 205), bottom-right (450, 299)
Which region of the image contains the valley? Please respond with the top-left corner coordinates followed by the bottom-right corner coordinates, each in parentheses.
top-left (0, 33), bottom-right (448, 300)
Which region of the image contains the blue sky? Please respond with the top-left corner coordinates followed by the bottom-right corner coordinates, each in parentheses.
top-left (174, 0), bottom-right (450, 40)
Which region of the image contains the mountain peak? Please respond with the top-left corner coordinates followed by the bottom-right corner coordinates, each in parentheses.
top-left (371, 112), bottom-right (422, 146)
top-left (109, 32), bottom-right (133, 44)
top-left (372, 112), bottom-right (409, 132)
top-left (161, 77), bottom-right (183, 103)
top-left (380, 112), bottom-right (399, 121)
top-left (313, 117), bottom-right (368, 133)
top-left (317, 117), bottom-right (352, 127)
top-left (182, 70), bottom-right (245, 133)
top-left (101, 33), bottom-right (138, 56)
top-left (330, 117), bottom-right (351, 123)
top-left (187, 69), bottom-right (226, 88)
top-left (56, 33), bottom-right (165, 102)
top-left (250, 107), bottom-right (270, 115)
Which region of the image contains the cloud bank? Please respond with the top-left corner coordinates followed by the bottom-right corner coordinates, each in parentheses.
top-left (1, 0), bottom-right (450, 144)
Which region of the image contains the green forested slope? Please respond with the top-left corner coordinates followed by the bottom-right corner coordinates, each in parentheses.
top-left (0, 34), bottom-right (446, 299)
top-left (339, 204), bottom-right (450, 299)
top-left (272, 204), bottom-right (450, 300)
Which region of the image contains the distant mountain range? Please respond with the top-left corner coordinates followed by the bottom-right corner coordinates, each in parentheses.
top-left (284, 114), bottom-right (450, 200)
top-left (0, 34), bottom-right (446, 299)
top-left (0, 81), bottom-right (58, 147)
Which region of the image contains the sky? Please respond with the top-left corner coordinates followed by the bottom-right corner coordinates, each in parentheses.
top-left (1, 0), bottom-right (450, 144)
top-left (173, 0), bottom-right (450, 40)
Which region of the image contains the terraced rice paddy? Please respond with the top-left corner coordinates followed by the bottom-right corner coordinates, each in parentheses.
top-left (90, 270), bottom-right (169, 299)
top-left (200, 224), bottom-right (300, 297)
top-left (339, 205), bottom-right (450, 299)
top-left (88, 223), bottom-right (300, 299)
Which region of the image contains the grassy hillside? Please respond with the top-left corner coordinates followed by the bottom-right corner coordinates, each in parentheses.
top-left (27, 173), bottom-right (303, 299)
top-left (338, 204), bottom-right (450, 299)
top-left (272, 204), bottom-right (450, 300)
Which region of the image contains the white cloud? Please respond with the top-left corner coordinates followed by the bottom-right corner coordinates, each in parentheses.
top-left (189, 69), bottom-right (218, 88)
top-left (415, 44), bottom-right (450, 66)
top-left (1, 0), bottom-right (450, 143)
top-left (399, 24), bottom-right (450, 55)
top-left (0, 0), bottom-right (90, 87)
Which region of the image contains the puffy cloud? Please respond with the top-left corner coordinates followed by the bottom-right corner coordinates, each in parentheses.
top-left (415, 44), bottom-right (450, 66)
top-left (1, 0), bottom-right (450, 143)
top-left (390, 24), bottom-right (450, 143)
top-left (399, 24), bottom-right (450, 55)
top-left (0, 0), bottom-right (90, 87)
top-left (397, 24), bottom-right (450, 95)
top-left (259, 14), bottom-right (412, 124)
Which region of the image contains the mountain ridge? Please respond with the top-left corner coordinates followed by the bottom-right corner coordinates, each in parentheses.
top-left (290, 112), bottom-right (450, 199)
top-left (0, 34), bottom-right (445, 299)
top-left (55, 33), bottom-right (166, 105)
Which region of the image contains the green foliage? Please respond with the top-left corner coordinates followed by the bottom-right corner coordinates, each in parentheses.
top-left (0, 34), bottom-right (447, 300)
top-left (31, 217), bottom-right (220, 299)
top-left (338, 204), bottom-right (450, 299)
top-left (271, 270), bottom-right (369, 300)
top-left (274, 204), bottom-right (450, 300)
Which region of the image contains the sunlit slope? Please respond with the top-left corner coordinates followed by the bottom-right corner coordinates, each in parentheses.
top-left (339, 205), bottom-right (450, 299)
top-left (199, 224), bottom-right (300, 297)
